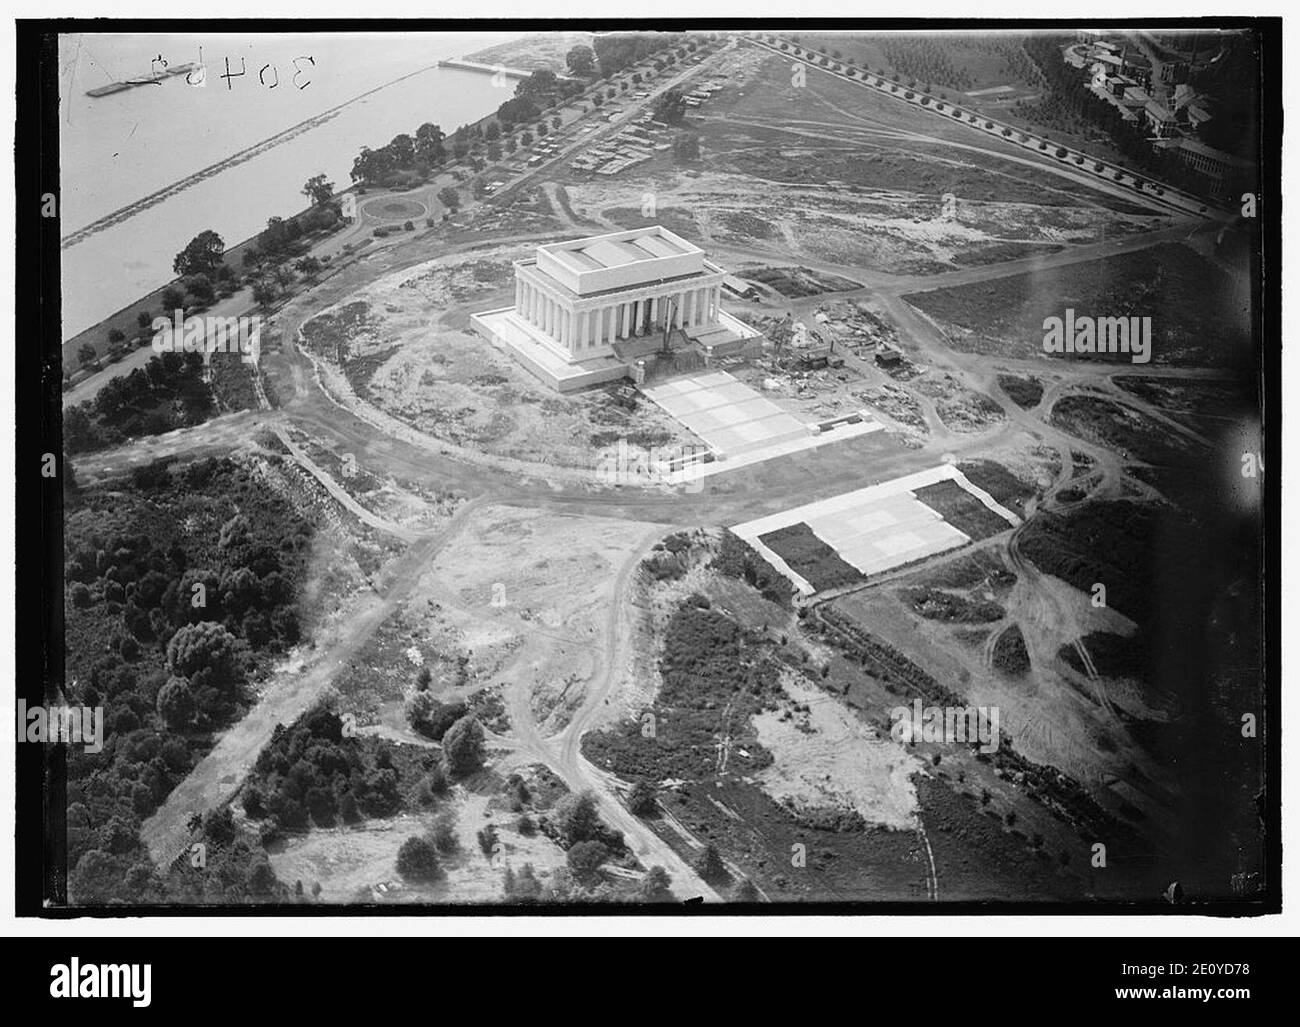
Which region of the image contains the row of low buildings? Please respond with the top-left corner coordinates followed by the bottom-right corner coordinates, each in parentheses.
top-left (1077, 34), bottom-right (1252, 192)
top-left (567, 77), bottom-right (728, 177)
top-left (1154, 137), bottom-right (1255, 189)
top-left (682, 77), bottom-right (727, 108)
top-left (1092, 65), bottom-right (1211, 138)
top-left (1078, 37), bottom-right (1154, 89)
top-left (1076, 29), bottom-right (1197, 84)
top-left (569, 116), bottom-right (669, 176)
top-left (544, 64), bottom-right (731, 180)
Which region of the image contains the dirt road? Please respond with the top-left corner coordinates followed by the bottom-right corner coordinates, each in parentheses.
top-left (490, 526), bottom-right (724, 901)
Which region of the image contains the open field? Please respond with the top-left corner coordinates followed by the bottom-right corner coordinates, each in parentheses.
top-left (788, 31), bottom-right (1044, 102)
top-left (700, 50), bottom-right (1164, 215)
top-left (903, 242), bottom-right (1252, 367)
top-left (1048, 394), bottom-right (1205, 468)
top-left (1111, 374), bottom-right (1256, 430)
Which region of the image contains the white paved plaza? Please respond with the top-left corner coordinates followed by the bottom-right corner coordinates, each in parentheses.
top-left (731, 465), bottom-right (1022, 594)
top-left (642, 370), bottom-right (882, 470)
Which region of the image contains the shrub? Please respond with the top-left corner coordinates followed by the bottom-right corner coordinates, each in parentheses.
top-left (696, 842), bottom-right (730, 885)
top-left (396, 836), bottom-right (441, 881)
top-left (551, 790), bottom-right (599, 846)
top-left (638, 865), bottom-right (674, 902)
top-left (627, 779), bottom-right (657, 816)
top-left (406, 692), bottom-right (465, 740)
top-left (441, 715), bottom-right (485, 778)
top-left (566, 840), bottom-right (609, 882)
top-left (431, 812), bottom-right (458, 854)
top-left (156, 676), bottom-right (195, 730)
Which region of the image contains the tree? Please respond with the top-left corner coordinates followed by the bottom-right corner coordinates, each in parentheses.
top-left (272, 265), bottom-right (296, 291)
top-left (350, 145), bottom-right (392, 184)
top-left (258, 216), bottom-right (299, 257)
top-left (173, 229), bottom-right (225, 278)
top-left (437, 186), bottom-right (461, 212)
top-left (301, 173), bottom-right (334, 206)
top-left (638, 865), bottom-right (674, 902)
top-left (407, 692), bottom-right (466, 741)
top-left (551, 790), bottom-right (599, 846)
top-left (202, 806), bottom-right (237, 847)
top-left (511, 863), bottom-right (543, 902)
top-left (77, 343), bottom-right (97, 367)
top-left (415, 122), bottom-right (446, 165)
top-left (566, 840), bottom-right (609, 882)
top-left (156, 676), bottom-right (196, 730)
top-left (387, 133), bottom-right (416, 166)
top-left (441, 715), bottom-right (485, 777)
top-left (184, 274), bottom-right (215, 306)
top-left (395, 836), bottom-right (442, 881)
top-left (696, 842), bottom-right (729, 884)
top-left (431, 812), bottom-right (458, 854)
top-left (653, 86), bottom-right (688, 125)
top-left (497, 95), bottom-right (541, 126)
top-left (165, 621), bottom-right (245, 691)
top-left (627, 779), bottom-right (657, 816)
top-left (566, 44), bottom-right (596, 77)
top-left (252, 280), bottom-right (277, 310)
top-left (339, 792), bottom-right (360, 823)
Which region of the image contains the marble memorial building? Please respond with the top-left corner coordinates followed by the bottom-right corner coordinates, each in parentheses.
top-left (472, 226), bottom-right (759, 391)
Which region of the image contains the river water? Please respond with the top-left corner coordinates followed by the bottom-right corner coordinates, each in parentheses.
top-left (58, 31), bottom-right (522, 339)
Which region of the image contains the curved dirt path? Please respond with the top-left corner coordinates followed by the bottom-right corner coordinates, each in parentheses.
top-left (494, 527), bottom-right (724, 901)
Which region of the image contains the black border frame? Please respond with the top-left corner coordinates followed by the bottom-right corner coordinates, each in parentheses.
top-left (16, 15), bottom-right (1282, 919)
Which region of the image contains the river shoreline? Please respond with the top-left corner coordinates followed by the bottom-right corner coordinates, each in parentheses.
top-left (61, 55), bottom-right (521, 364)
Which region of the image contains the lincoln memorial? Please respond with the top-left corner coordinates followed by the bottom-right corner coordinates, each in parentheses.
top-left (472, 226), bottom-right (760, 391)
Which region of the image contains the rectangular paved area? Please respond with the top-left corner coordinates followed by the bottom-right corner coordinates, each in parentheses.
top-left (643, 370), bottom-right (883, 473)
top-left (732, 465), bottom-right (1022, 594)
